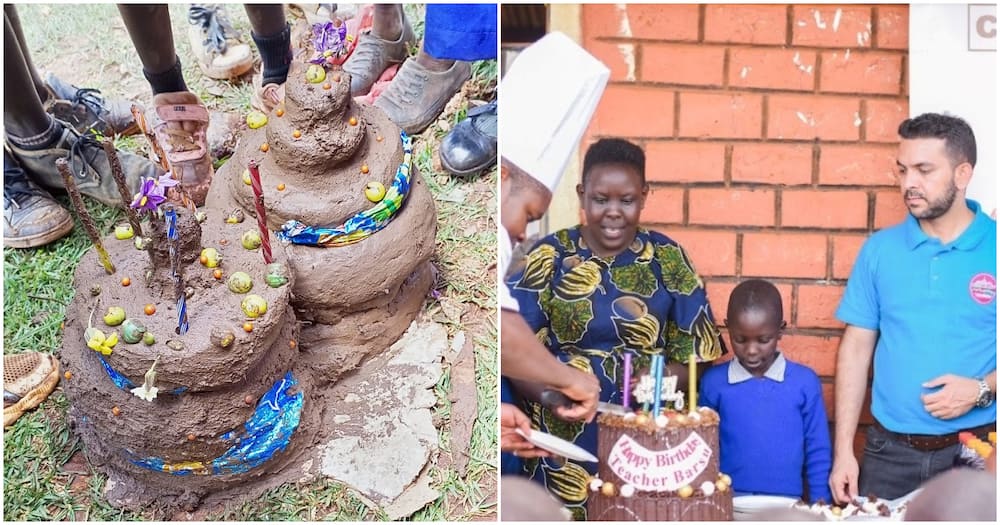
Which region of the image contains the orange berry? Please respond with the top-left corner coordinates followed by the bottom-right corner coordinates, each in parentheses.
top-left (322, 82), bottom-right (331, 90)
top-left (277, 183), bottom-right (286, 191)
top-left (289, 339), bottom-right (297, 349)
top-left (187, 433), bottom-right (196, 442)
top-left (112, 406), bottom-right (121, 417)
top-left (376, 135), bottom-right (383, 142)
top-left (219, 238), bottom-right (229, 246)
top-left (292, 130), bottom-right (301, 139)
top-left (275, 108), bottom-right (285, 117)
top-left (64, 371), bottom-right (72, 380)
top-left (260, 143), bottom-right (270, 153)
top-left (243, 322), bottom-right (254, 333)
top-left (121, 277), bottom-right (131, 287)
top-left (144, 304), bottom-right (156, 315)
top-left (360, 164), bottom-right (369, 174)
top-left (244, 395), bottom-right (254, 405)
top-left (213, 269), bottom-right (223, 280)
top-left (348, 116), bottom-right (358, 126)
top-left (199, 254), bottom-right (208, 265)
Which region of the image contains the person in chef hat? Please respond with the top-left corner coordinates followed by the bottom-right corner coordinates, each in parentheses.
top-left (498, 31), bottom-right (608, 462)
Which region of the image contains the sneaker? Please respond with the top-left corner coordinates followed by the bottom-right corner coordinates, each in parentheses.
top-left (3, 150), bottom-right (74, 249)
top-left (44, 73), bottom-right (141, 137)
top-left (342, 12), bottom-right (414, 96)
top-left (187, 4), bottom-right (254, 80)
top-left (374, 59), bottom-right (472, 135)
top-left (440, 100), bottom-right (497, 176)
top-left (7, 120), bottom-right (164, 208)
top-left (3, 352), bottom-right (60, 428)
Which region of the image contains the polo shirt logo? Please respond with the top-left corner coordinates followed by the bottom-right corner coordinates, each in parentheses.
top-left (969, 273), bottom-right (996, 305)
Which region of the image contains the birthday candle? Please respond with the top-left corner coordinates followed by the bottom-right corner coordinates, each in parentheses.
top-left (247, 161), bottom-right (273, 264)
top-left (622, 352), bottom-right (632, 409)
top-left (165, 207), bottom-right (189, 335)
top-left (652, 354), bottom-right (664, 416)
top-left (56, 159), bottom-right (115, 274)
top-left (689, 351), bottom-right (697, 412)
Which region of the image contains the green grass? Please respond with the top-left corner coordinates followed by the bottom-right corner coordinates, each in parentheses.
top-left (5, 3), bottom-right (497, 520)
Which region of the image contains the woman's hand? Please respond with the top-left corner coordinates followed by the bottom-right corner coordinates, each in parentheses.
top-left (500, 403), bottom-right (551, 458)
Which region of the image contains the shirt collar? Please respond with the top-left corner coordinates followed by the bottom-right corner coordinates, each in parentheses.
top-left (904, 199), bottom-right (992, 251)
top-left (728, 352), bottom-right (786, 384)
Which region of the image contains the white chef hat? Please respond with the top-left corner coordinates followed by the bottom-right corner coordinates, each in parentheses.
top-left (500, 32), bottom-right (610, 194)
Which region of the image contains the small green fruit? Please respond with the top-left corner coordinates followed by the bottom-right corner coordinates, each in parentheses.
top-left (103, 306), bottom-right (126, 326)
top-left (265, 262), bottom-right (288, 288)
top-left (305, 64), bottom-right (327, 83)
top-left (121, 319), bottom-right (147, 344)
top-left (227, 272), bottom-right (253, 294)
top-left (200, 248), bottom-right (221, 268)
top-left (142, 332), bottom-right (155, 345)
top-left (246, 111), bottom-right (268, 129)
top-left (364, 181), bottom-right (386, 202)
top-left (241, 294), bottom-right (268, 318)
top-left (114, 224), bottom-right (135, 240)
top-left (241, 231), bottom-right (262, 250)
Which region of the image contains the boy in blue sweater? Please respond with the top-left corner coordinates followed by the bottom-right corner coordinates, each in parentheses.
top-left (699, 279), bottom-right (833, 502)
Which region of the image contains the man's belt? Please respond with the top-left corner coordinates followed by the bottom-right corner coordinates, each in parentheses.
top-left (874, 419), bottom-right (996, 452)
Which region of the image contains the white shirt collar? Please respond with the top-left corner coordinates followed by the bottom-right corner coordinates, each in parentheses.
top-left (727, 352), bottom-right (786, 384)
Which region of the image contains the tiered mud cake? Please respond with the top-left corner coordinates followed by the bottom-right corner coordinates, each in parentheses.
top-left (587, 407), bottom-right (734, 521)
top-left (207, 60), bottom-right (436, 382)
top-left (60, 205), bottom-right (304, 508)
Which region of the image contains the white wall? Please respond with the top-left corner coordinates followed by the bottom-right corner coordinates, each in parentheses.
top-left (910, 4), bottom-right (997, 216)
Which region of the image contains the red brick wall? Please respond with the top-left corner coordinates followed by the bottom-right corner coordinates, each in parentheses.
top-left (581, 4), bottom-right (910, 458)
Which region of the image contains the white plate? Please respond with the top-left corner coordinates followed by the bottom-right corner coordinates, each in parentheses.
top-left (732, 495), bottom-right (799, 513)
top-left (515, 428), bottom-right (598, 463)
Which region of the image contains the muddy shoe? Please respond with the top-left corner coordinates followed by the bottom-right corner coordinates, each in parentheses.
top-left (342, 13), bottom-right (414, 96)
top-left (148, 92), bottom-right (215, 206)
top-left (250, 73), bottom-right (286, 113)
top-left (3, 150), bottom-right (74, 249)
top-left (3, 352), bottom-right (60, 428)
top-left (44, 73), bottom-right (141, 137)
top-left (374, 59), bottom-right (472, 135)
top-left (188, 4), bottom-right (253, 80)
top-left (7, 121), bottom-right (163, 208)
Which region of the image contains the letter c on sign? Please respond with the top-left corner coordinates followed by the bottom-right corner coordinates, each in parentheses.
top-left (978, 14), bottom-right (997, 38)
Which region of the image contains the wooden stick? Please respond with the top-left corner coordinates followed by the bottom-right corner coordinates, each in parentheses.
top-left (56, 158), bottom-right (115, 274)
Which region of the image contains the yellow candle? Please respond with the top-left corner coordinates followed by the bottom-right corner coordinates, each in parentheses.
top-left (688, 353), bottom-right (697, 412)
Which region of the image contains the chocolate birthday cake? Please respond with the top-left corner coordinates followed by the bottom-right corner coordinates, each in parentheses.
top-left (587, 407), bottom-right (734, 521)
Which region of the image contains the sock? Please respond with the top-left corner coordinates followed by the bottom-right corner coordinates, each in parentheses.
top-left (8, 116), bottom-right (62, 150)
top-left (252, 24), bottom-right (292, 86)
top-left (143, 59), bottom-right (188, 95)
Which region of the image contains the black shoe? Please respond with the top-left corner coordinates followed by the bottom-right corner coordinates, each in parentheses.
top-left (3, 149), bottom-right (74, 249)
top-left (439, 100), bottom-right (497, 176)
top-left (44, 73), bottom-right (141, 137)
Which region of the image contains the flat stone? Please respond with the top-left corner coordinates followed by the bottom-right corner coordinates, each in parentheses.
top-left (317, 321), bottom-right (447, 514)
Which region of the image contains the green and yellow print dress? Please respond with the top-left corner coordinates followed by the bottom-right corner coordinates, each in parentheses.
top-left (506, 226), bottom-right (726, 520)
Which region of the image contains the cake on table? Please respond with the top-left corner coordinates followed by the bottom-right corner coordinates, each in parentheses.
top-left (587, 406), bottom-right (734, 521)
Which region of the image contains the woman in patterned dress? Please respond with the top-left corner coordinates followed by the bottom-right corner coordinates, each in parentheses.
top-left (506, 138), bottom-right (727, 519)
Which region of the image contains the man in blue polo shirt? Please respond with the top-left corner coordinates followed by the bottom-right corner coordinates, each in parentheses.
top-left (829, 113), bottom-right (996, 503)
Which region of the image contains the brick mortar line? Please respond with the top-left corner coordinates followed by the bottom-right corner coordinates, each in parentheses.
top-left (643, 222), bottom-right (886, 235)
top-left (592, 134), bottom-right (903, 147)
top-left (604, 81), bottom-right (909, 99)
top-left (591, 35), bottom-right (908, 53)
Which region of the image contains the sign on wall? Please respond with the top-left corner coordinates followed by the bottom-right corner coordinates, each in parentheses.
top-left (911, 4), bottom-right (997, 217)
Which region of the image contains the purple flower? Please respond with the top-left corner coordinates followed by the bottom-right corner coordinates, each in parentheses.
top-left (309, 21), bottom-right (348, 64)
top-left (130, 172), bottom-right (179, 212)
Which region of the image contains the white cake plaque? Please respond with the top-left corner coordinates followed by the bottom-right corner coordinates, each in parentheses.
top-left (607, 432), bottom-right (713, 492)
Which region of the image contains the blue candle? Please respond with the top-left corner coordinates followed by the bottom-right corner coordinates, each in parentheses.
top-left (165, 207), bottom-right (188, 335)
top-left (652, 354), bottom-right (664, 416)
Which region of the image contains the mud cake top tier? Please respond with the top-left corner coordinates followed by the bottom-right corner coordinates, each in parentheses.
top-left (267, 62), bottom-right (364, 169)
